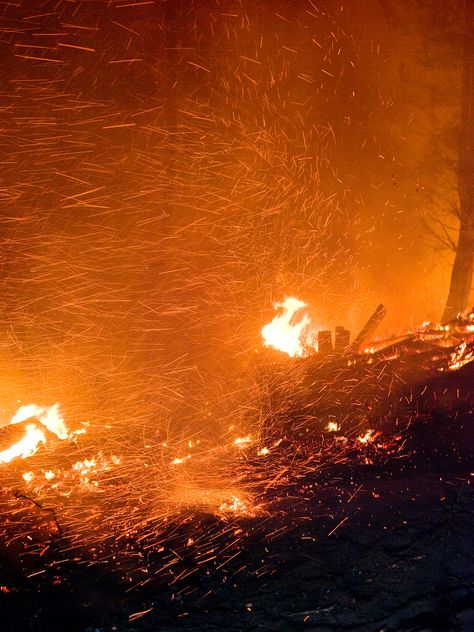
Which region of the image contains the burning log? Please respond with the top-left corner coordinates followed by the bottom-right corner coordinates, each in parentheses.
top-left (349, 303), bottom-right (386, 353)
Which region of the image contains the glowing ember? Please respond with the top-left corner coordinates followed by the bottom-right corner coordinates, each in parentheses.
top-left (261, 296), bottom-right (317, 357)
top-left (21, 452), bottom-right (121, 496)
top-left (326, 421), bottom-right (340, 432)
top-left (234, 436), bottom-right (252, 447)
top-left (171, 455), bottom-right (191, 465)
top-left (218, 494), bottom-right (257, 517)
top-left (447, 341), bottom-right (474, 371)
top-left (357, 429), bottom-right (379, 444)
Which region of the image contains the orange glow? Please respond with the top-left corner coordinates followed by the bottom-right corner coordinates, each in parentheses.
top-left (261, 296), bottom-right (317, 357)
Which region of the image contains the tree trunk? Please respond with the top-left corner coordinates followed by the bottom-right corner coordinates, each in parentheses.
top-left (442, 0), bottom-right (474, 321)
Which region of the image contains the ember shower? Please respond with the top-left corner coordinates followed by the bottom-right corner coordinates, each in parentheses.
top-left (0, 0), bottom-right (470, 551)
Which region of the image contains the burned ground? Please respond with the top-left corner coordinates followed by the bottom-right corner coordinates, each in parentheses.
top-left (0, 338), bottom-right (473, 632)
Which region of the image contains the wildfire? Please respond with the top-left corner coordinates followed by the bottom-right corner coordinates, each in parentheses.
top-left (0, 403), bottom-right (82, 466)
top-left (261, 296), bottom-right (317, 357)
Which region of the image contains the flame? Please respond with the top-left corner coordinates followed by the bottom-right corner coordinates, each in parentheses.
top-left (9, 403), bottom-right (68, 439)
top-left (261, 296), bottom-right (317, 357)
top-left (0, 403), bottom-right (79, 466)
top-left (0, 423), bottom-right (46, 464)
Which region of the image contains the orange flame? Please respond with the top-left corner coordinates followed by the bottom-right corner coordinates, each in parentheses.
top-left (0, 423), bottom-right (46, 464)
top-left (261, 296), bottom-right (317, 357)
top-left (10, 403), bottom-right (68, 439)
top-left (0, 403), bottom-right (78, 466)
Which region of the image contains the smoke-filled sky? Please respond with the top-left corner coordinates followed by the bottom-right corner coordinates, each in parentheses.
top-left (0, 1), bottom-right (466, 431)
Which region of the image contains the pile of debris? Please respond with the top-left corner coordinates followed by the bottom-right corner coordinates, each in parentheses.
top-left (257, 305), bottom-right (474, 454)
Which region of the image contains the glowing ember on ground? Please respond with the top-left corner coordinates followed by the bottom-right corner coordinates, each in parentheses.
top-left (19, 452), bottom-right (121, 497)
top-left (218, 494), bottom-right (258, 517)
top-left (447, 341), bottom-right (474, 371)
top-left (357, 429), bottom-right (379, 444)
top-left (261, 296), bottom-right (317, 357)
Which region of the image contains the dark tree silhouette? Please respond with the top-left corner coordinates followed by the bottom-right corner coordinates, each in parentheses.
top-left (443, 0), bottom-right (474, 321)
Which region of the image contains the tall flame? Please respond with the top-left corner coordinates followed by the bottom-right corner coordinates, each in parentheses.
top-left (261, 296), bottom-right (317, 357)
